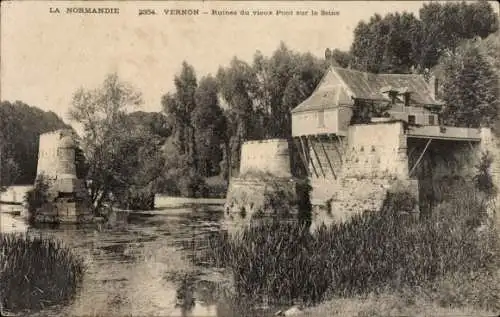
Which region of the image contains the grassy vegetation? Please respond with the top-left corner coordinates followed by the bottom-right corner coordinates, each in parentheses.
top-left (208, 187), bottom-right (500, 312)
top-left (0, 233), bottom-right (85, 313)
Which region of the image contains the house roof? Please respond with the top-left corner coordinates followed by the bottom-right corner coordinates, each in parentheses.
top-left (335, 67), bottom-right (440, 105)
top-left (292, 66), bottom-right (442, 114)
top-left (291, 69), bottom-right (353, 113)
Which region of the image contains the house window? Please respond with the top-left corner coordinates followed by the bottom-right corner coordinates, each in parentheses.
top-left (404, 93), bottom-right (410, 107)
top-left (389, 91), bottom-right (398, 104)
top-left (318, 110), bottom-right (325, 128)
top-left (408, 115), bottom-right (416, 125)
top-left (428, 115), bottom-right (435, 125)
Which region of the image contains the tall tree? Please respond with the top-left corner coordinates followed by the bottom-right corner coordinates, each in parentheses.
top-left (350, 1), bottom-right (498, 73)
top-left (127, 111), bottom-right (172, 140)
top-left (253, 43), bottom-right (326, 138)
top-left (216, 45), bottom-right (325, 176)
top-left (217, 57), bottom-right (259, 176)
top-left (69, 73), bottom-right (162, 212)
top-left (162, 93), bottom-right (186, 153)
top-left (439, 40), bottom-right (499, 128)
top-left (193, 75), bottom-right (225, 177)
top-left (419, 0), bottom-right (498, 68)
top-left (159, 62), bottom-right (216, 197)
top-left (162, 62), bottom-right (199, 170)
top-left (350, 12), bottom-right (423, 73)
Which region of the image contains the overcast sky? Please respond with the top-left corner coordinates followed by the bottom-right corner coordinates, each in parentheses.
top-left (1, 1), bottom-right (498, 126)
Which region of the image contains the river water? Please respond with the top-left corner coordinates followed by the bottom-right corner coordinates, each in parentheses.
top-left (0, 196), bottom-right (281, 317)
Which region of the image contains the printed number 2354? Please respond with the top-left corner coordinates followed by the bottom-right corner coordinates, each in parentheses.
top-left (139, 9), bottom-right (156, 15)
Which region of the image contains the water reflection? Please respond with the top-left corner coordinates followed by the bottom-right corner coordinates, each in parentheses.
top-left (1, 200), bottom-right (278, 317)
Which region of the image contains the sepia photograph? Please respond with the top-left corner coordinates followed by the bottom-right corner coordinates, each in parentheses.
top-left (1, 0), bottom-right (500, 316)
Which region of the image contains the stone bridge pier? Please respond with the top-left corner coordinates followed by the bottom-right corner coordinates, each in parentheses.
top-left (34, 129), bottom-right (93, 223)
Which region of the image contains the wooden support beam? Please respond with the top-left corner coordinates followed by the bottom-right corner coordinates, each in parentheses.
top-left (328, 134), bottom-right (344, 165)
top-left (407, 145), bottom-right (418, 161)
top-left (335, 134), bottom-right (345, 152)
top-left (336, 134), bottom-right (347, 157)
top-left (300, 136), bottom-right (319, 178)
top-left (293, 137), bottom-right (310, 177)
top-left (409, 138), bottom-right (432, 176)
top-left (318, 135), bottom-right (337, 179)
top-left (299, 135), bottom-right (309, 164)
top-left (307, 135), bottom-right (326, 178)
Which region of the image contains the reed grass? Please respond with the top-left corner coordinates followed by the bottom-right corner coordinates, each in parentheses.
top-left (208, 189), bottom-right (500, 309)
top-left (0, 233), bottom-right (85, 313)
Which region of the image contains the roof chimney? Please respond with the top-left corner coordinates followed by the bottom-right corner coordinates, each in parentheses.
top-left (429, 75), bottom-right (439, 100)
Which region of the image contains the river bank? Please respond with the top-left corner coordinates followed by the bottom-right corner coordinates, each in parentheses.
top-left (299, 290), bottom-right (500, 317)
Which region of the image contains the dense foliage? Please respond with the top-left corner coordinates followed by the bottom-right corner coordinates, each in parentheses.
top-left (0, 101), bottom-right (69, 185)
top-left (438, 32), bottom-right (500, 129)
top-left (0, 234), bottom-right (85, 313)
top-left (159, 63), bottom-right (224, 197)
top-left (24, 175), bottom-right (51, 218)
top-left (349, 1), bottom-right (498, 73)
top-left (345, 1), bottom-right (500, 129)
top-left (209, 188), bottom-right (499, 309)
top-left (325, 48), bottom-right (352, 68)
top-left (68, 74), bottom-right (165, 212)
top-left (156, 46), bottom-right (326, 196)
top-left (0, 131), bottom-right (19, 193)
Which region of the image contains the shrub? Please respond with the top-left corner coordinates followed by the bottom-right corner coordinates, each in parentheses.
top-left (115, 186), bottom-right (155, 210)
top-left (205, 175), bottom-right (228, 198)
top-left (156, 167), bottom-right (209, 198)
top-left (24, 175), bottom-right (51, 216)
top-left (474, 151), bottom-right (497, 198)
top-left (261, 181), bottom-right (297, 217)
top-left (296, 178), bottom-right (312, 224)
top-left (0, 233), bottom-right (85, 313)
top-left (208, 189), bottom-right (499, 308)
top-left (178, 170), bottom-right (209, 198)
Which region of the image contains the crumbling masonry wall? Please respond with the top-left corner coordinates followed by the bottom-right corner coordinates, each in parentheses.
top-left (34, 130), bottom-right (92, 223)
top-left (239, 139), bottom-right (292, 178)
top-left (311, 124), bottom-right (500, 228)
top-left (343, 123), bottom-right (409, 178)
top-left (37, 130), bottom-right (75, 179)
top-left (311, 122), bottom-right (417, 225)
top-left (225, 139), bottom-right (297, 221)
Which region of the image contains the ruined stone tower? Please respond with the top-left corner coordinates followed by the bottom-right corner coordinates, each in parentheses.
top-left (35, 129), bottom-right (92, 223)
top-left (224, 139), bottom-right (297, 218)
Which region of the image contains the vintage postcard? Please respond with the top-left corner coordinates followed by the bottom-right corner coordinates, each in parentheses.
top-left (1, 1), bottom-right (499, 316)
